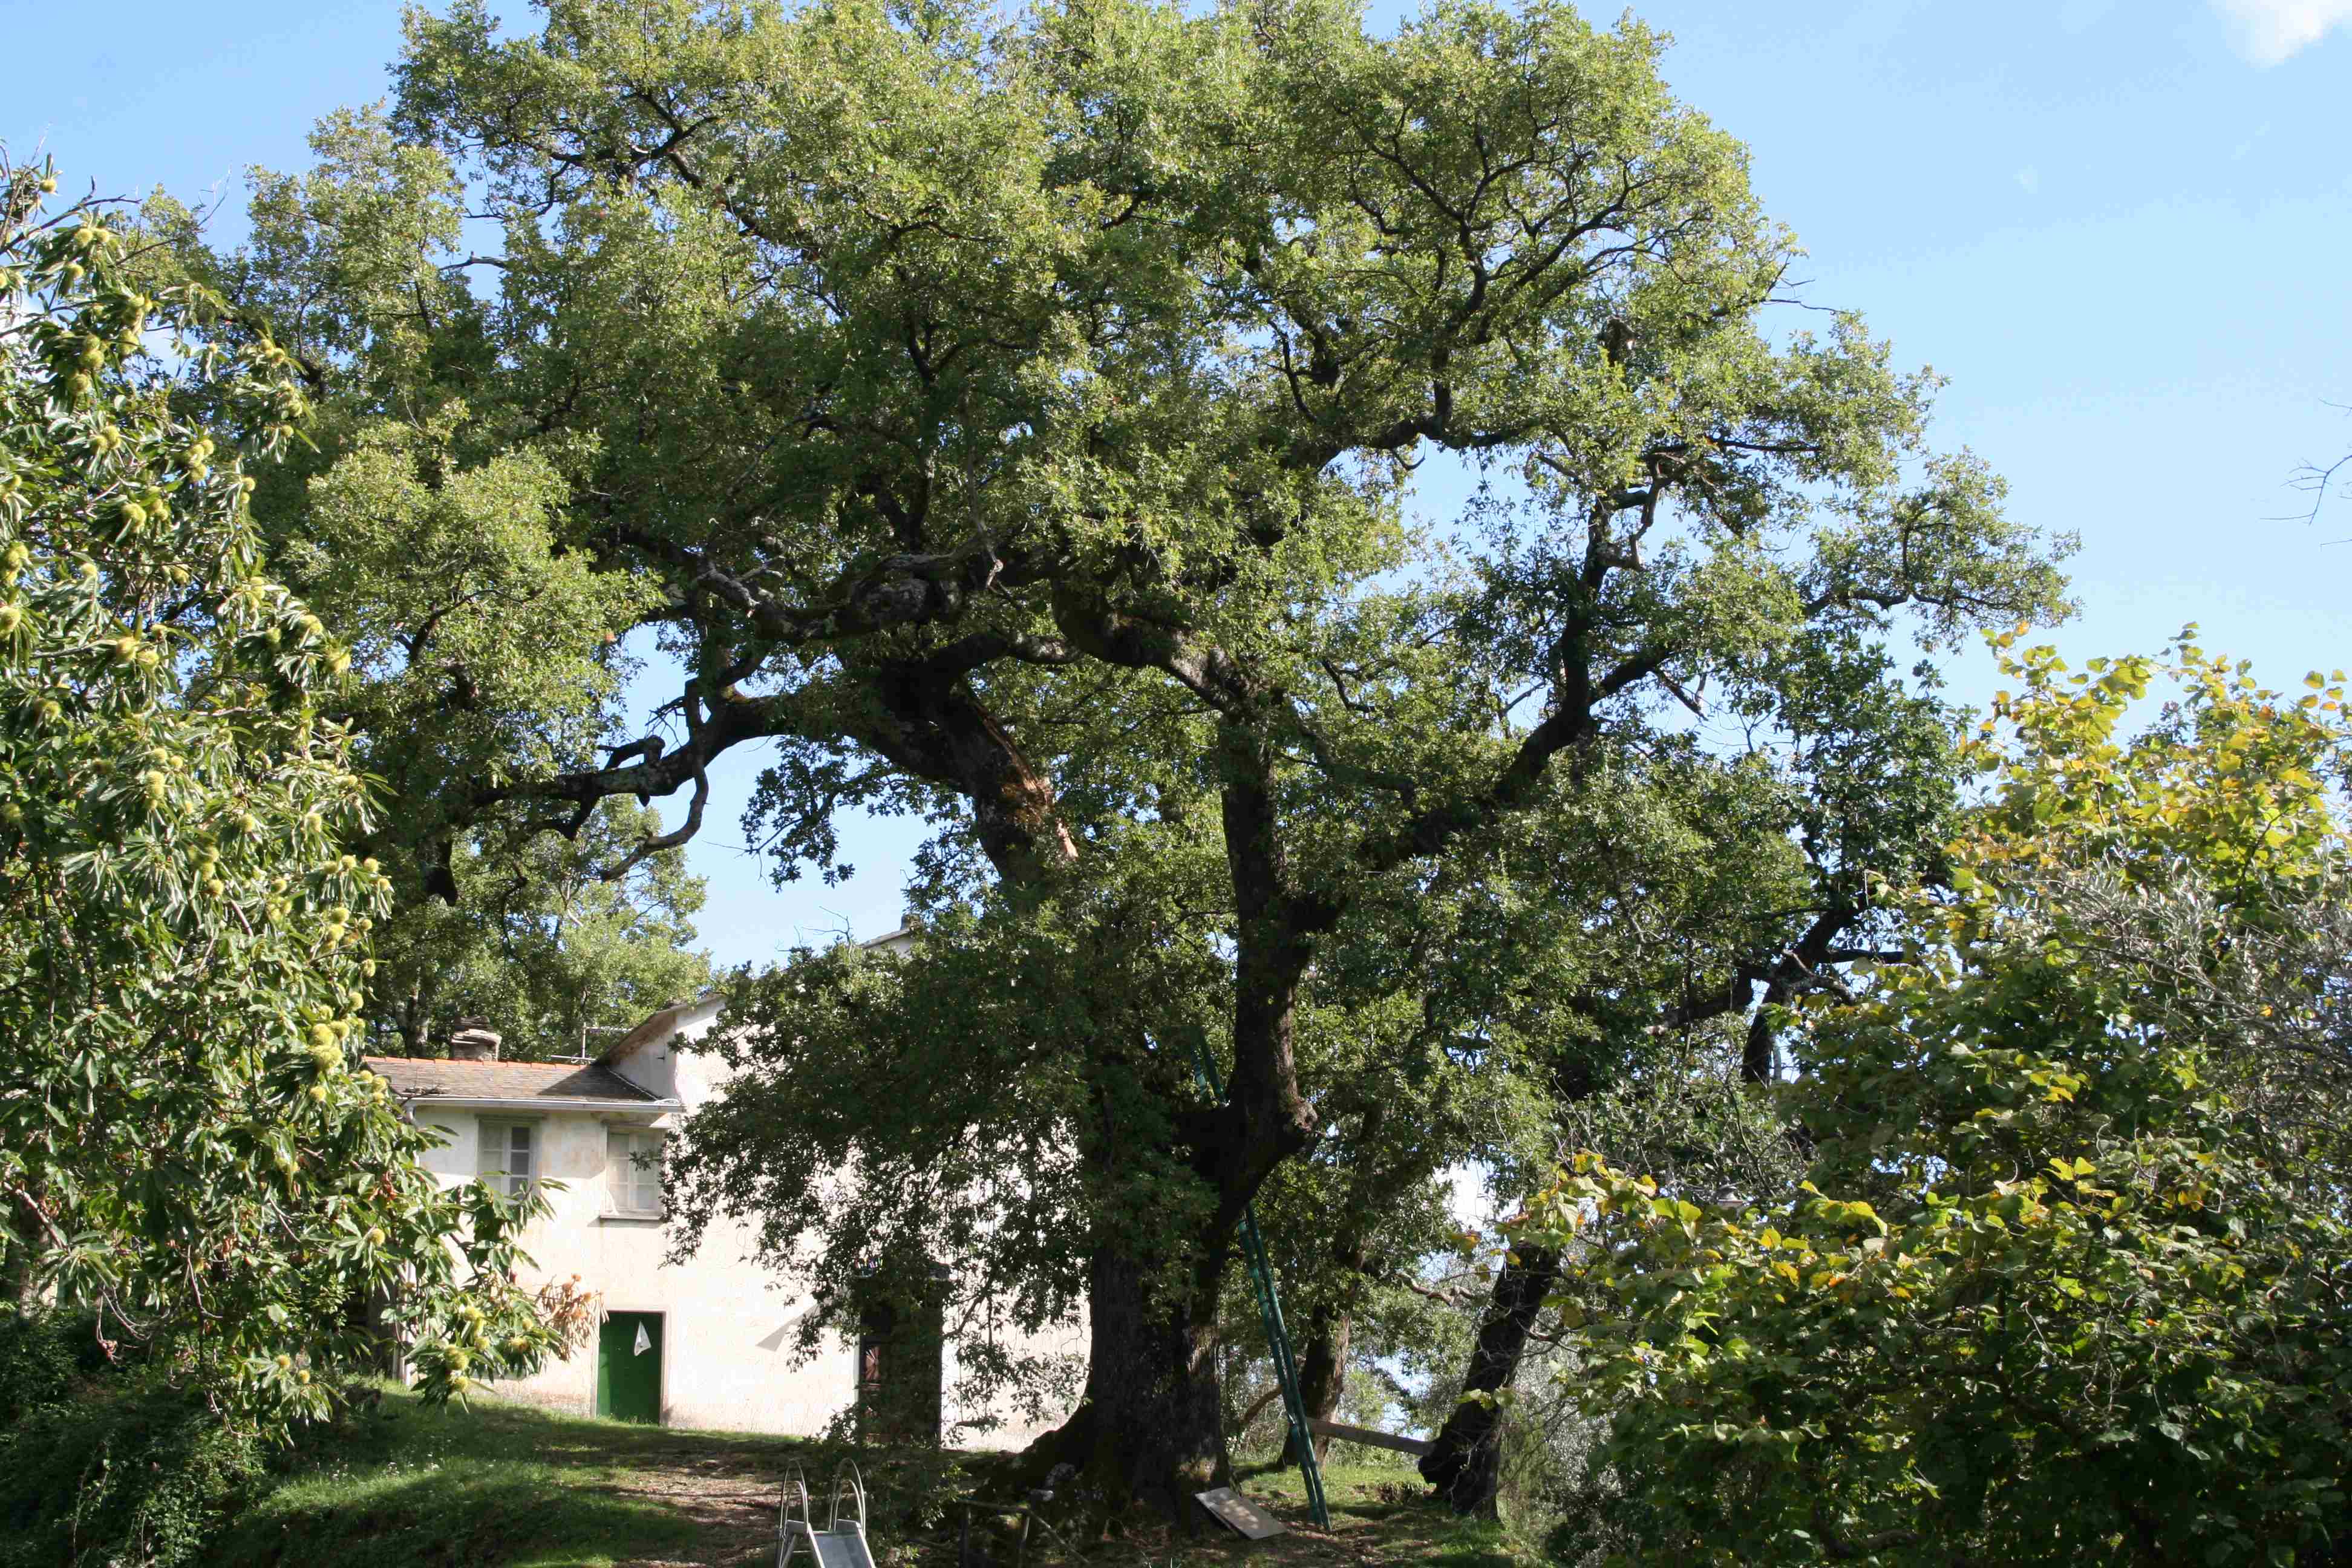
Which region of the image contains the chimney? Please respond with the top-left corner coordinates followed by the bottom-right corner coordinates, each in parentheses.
top-left (446, 1016), bottom-right (502, 1062)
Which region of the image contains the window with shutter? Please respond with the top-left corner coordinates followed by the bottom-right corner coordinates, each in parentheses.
top-left (606, 1128), bottom-right (664, 1216)
top-left (479, 1119), bottom-right (537, 1198)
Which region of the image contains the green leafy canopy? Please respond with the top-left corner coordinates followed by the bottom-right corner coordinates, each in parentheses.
top-left (1541, 639), bottom-right (2352, 1566)
top-left (0, 156), bottom-right (564, 1435)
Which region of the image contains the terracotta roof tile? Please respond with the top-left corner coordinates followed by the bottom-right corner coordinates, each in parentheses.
top-left (361, 1056), bottom-right (662, 1104)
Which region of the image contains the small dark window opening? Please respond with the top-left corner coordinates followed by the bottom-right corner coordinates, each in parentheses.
top-left (856, 1301), bottom-right (895, 1406)
top-left (853, 1269), bottom-right (944, 1445)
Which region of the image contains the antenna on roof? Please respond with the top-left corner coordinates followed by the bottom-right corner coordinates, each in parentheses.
top-left (572, 1021), bottom-right (635, 1064)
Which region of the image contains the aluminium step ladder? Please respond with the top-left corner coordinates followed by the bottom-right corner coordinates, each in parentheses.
top-left (779, 1462), bottom-right (876, 1568)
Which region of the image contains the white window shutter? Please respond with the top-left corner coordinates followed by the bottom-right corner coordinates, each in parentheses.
top-left (606, 1130), bottom-right (664, 1215)
top-left (482, 1121), bottom-right (535, 1198)
top-left (636, 1135), bottom-right (662, 1212)
top-left (606, 1129), bottom-right (631, 1207)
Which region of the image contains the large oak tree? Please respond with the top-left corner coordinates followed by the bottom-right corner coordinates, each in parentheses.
top-left (171, 0), bottom-right (2068, 1512)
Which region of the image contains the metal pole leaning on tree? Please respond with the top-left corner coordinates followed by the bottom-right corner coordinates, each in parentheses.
top-left (1190, 1040), bottom-right (1331, 1532)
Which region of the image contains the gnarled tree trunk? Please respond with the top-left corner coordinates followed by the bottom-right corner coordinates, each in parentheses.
top-left (4, 1188), bottom-right (46, 1310)
top-left (1294, 1302), bottom-right (1351, 1465)
top-left (1415, 904), bottom-right (1865, 1514)
top-left (1417, 1246), bottom-right (1561, 1516)
top-left (1022, 1242), bottom-right (1230, 1523)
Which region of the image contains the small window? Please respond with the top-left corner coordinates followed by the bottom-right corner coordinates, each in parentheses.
top-left (479, 1119), bottom-right (537, 1198)
top-left (606, 1128), bottom-right (664, 1216)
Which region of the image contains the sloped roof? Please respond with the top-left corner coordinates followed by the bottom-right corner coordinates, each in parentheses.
top-left (596, 989), bottom-right (725, 1069)
top-left (362, 1056), bottom-right (662, 1105)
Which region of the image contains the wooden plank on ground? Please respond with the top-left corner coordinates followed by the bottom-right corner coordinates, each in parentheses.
top-left (1194, 1487), bottom-right (1289, 1540)
top-left (1308, 1418), bottom-right (1434, 1458)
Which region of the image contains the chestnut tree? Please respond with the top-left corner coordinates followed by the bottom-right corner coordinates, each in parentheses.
top-left (0, 156), bottom-right (567, 1433)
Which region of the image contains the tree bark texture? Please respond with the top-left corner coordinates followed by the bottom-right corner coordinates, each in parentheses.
top-left (3, 1189), bottom-right (45, 1310)
top-left (1, 1238), bottom-right (30, 1311)
top-left (1418, 1246), bottom-right (1563, 1516)
top-left (1022, 1243), bottom-right (1230, 1524)
top-left (1294, 1303), bottom-right (1351, 1465)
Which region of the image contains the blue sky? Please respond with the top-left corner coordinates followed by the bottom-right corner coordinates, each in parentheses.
top-left (9, 0), bottom-right (2348, 971)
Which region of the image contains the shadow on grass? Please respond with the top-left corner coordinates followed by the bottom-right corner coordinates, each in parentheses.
top-left (208, 1465), bottom-right (702, 1568)
top-left (206, 1387), bottom-right (1019, 1568)
top-left (211, 1392), bottom-right (1529, 1568)
top-left (204, 1392), bottom-right (796, 1568)
top-left (1235, 1462), bottom-right (1531, 1568)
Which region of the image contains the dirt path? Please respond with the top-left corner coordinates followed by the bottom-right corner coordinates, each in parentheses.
top-left (606, 1455), bottom-right (1518, 1568)
top-left (606, 1446), bottom-right (785, 1567)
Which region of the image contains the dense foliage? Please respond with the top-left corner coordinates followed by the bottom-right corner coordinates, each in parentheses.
top-left (0, 155), bottom-right (563, 1437)
top-left (0, 1322), bottom-right (267, 1568)
top-left (143, 0), bottom-right (2073, 1506)
top-left (7, 0), bottom-right (2341, 1548)
top-left (368, 795), bottom-right (711, 1058)
top-left (1541, 638), bottom-right (2352, 1565)
top-left (133, 117), bottom-right (705, 1062)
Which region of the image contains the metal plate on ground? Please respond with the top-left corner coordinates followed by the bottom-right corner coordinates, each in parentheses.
top-left (812, 1534), bottom-right (875, 1568)
top-left (1195, 1487), bottom-right (1289, 1540)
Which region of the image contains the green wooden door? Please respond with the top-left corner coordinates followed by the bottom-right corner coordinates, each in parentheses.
top-left (596, 1312), bottom-right (664, 1423)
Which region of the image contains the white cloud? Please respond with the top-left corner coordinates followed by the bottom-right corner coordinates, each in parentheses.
top-left (2016, 166), bottom-right (2041, 195)
top-left (2210, 0), bottom-right (2352, 65)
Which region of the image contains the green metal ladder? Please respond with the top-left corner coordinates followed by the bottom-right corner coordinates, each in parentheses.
top-left (1191, 1042), bottom-right (1330, 1531)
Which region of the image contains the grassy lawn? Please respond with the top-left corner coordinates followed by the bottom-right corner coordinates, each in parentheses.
top-left (204, 1390), bottom-right (804, 1568)
top-left (203, 1387), bottom-right (1534, 1568)
top-left (1235, 1463), bottom-right (1534, 1568)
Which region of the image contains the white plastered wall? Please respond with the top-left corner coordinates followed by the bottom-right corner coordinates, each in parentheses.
top-left (941, 1285), bottom-right (1089, 1451)
top-left (408, 1000), bottom-right (857, 1434)
top-left (408, 996), bottom-right (1081, 1444)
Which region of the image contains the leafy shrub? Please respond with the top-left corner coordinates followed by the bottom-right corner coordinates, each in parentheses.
top-left (1541, 642), bottom-right (2352, 1566)
top-left (1, 151), bottom-right (564, 1439)
top-left (0, 1377), bottom-right (263, 1568)
top-left (0, 1305), bottom-right (101, 1425)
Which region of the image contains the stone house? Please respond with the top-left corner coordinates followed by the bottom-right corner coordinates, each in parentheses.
top-left (364, 956), bottom-right (1079, 1443)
